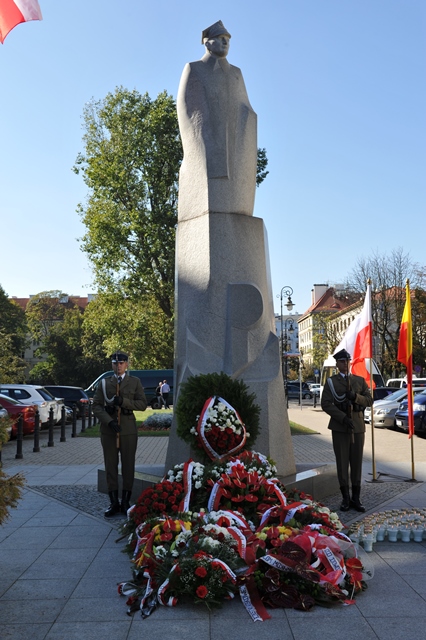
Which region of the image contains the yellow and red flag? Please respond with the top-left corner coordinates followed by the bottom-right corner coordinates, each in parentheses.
top-left (397, 280), bottom-right (414, 438)
top-left (0, 0), bottom-right (42, 44)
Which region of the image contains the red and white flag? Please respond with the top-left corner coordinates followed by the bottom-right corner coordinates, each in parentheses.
top-left (335, 283), bottom-right (373, 386)
top-left (0, 0), bottom-right (42, 44)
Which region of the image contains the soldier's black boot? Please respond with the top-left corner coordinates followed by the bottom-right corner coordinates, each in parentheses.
top-left (339, 486), bottom-right (350, 512)
top-left (350, 486), bottom-right (366, 512)
top-left (104, 490), bottom-right (120, 518)
top-left (121, 490), bottom-right (132, 515)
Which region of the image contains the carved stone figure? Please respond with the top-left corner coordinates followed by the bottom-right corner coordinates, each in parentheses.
top-left (177, 20), bottom-right (257, 219)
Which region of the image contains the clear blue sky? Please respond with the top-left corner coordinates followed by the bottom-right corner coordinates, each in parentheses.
top-left (1, 0), bottom-right (425, 315)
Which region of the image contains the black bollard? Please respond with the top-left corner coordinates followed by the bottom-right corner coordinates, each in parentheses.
top-left (80, 409), bottom-right (86, 433)
top-left (313, 393), bottom-right (317, 408)
top-left (72, 406), bottom-right (77, 437)
top-left (15, 414), bottom-right (24, 459)
top-left (48, 406), bottom-right (54, 447)
top-left (87, 403), bottom-right (92, 429)
top-left (60, 405), bottom-right (66, 442)
top-left (33, 409), bottom-right (40, 452)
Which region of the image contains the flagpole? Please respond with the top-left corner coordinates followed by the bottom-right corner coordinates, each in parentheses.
top-left (366, 279), bottom-right (377, 481)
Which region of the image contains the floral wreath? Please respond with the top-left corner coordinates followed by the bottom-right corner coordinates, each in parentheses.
top-left (175, 372), bottom-right (260, 462)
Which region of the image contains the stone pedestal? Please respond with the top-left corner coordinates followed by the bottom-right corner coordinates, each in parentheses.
top-left (165, 212), bottom-right (296, 477)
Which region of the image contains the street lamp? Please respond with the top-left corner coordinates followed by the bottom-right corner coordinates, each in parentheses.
top-left (283, 317), bottom-right (295, 394)
top-left (276, 286), bottom-right (295, 396)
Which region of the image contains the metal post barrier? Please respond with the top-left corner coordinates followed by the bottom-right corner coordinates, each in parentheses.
top-left (80, 409), bottom-right (86, 433)
top-left (72, 406), bottom-right (77, 437)
top-left (87, 403), bottom-right (92, 429)
top-left (60, 405), bottom-right (66, 442)
top-left (313, 393), bottom-right (317, 408)
top-left (15, 414), bottom-right (23, 459)
top-left (33, 410), bottom-right (40, 452)
top-left (48, 407), bottom-right (54, 447)
top-left (91, 401), bottom-right (97, 426)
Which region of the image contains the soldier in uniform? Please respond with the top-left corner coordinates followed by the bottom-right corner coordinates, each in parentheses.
top-left (92, 350), bottom-right (147, 517)
top-left (321, 348), bottom-right (373, 512)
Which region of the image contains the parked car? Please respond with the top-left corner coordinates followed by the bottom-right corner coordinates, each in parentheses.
top-left (44, 385), bottom-right (90, 419)
top-left (372, 387), bottom-right (396, 401)
top-left (0, 393), bottom-right (36, 438)
top-left (0, 384), bottom-right (59, 425)
top-left (287, 383), bottom-right (313, 399)
top-left (308, 383), bottom-right (320, 396)
top-left (386, 377), bottom-right (426, 389)
top-left (395, 390), bottom-right (426, 434)
top-left (364, 387), bottom-right (426, 428)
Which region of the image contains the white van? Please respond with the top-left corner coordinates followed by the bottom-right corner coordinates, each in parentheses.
top-left (386, 377), bottom-right (426, 389)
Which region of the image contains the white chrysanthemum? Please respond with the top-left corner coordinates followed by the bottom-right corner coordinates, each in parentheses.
top-left (154, 545), bottom-right (167, 558)
top-left (195, 481), bottom-right (202, 489)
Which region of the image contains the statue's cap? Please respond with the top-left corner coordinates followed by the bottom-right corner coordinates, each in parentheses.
top-left (201, 20), bottom-right (231, 43)
top-left (333, 348), bottom-right (351, 361)
top-left (110, 350), bottom-right (128, 363)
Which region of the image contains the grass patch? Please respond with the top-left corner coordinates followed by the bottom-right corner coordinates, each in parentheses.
top-left (290, 421), bottom-right (319, 435)
top-left (78, 408), bottom-right (172, 438)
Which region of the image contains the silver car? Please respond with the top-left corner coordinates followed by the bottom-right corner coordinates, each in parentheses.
top-left (0, 384), bottom-right (59, 425)
top-left (365, 387), bottom-right (425, 429)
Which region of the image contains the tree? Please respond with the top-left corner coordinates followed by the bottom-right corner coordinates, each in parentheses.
top-left (25, 290), bottom-right (67, 343)
top-left (0, 285), bottom-right (27, 381)
top-left (82, 293), bottom-right (173, 370)
top-left (0, 285), bottom-right (27, 354)
top-left (345, 248), bottom-right (426, 378)
top-left (74, 89), bottom-right (181, 319)
top-left (256, 148), bottom-right (269, 186)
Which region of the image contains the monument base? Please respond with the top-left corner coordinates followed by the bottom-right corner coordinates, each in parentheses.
top-left (97, 462), bottom-right (339, 504)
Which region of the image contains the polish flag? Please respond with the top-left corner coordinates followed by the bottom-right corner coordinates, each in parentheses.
top-left (0, 0), bottom-right (42, 44)
top-left (334, 283), bottom-right (373, 386)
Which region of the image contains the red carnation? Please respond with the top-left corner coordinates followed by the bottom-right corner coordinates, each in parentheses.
top-left (196, 585), bottom-right (209, 599)
top-left (195, 566), bottom-right (208, 578)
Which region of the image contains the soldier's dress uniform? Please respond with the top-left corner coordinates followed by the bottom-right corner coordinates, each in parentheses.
top-left (321, 349), bottom-right (372, 512)
top-left (93, 352), bottom-right (147, 516)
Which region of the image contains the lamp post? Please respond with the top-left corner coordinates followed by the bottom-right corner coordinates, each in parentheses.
top-left (283, 317), bottom-right (295, 396)
top-left (276, 286), bottom-right (295, 397)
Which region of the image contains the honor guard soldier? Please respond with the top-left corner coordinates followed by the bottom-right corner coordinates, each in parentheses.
top-left (92, 350), bottom-right (147, 517)
top-left (321, 348), bottom-right (373, 512)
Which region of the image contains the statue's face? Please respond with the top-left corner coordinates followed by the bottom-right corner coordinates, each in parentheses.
top-left (205, 35), bottom-right (230, 58)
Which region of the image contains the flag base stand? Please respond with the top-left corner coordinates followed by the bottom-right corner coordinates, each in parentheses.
top-left (366, 471), bottom-right (422, 483)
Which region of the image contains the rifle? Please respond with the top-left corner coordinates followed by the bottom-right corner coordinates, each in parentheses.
top-left (116, 376), bottom-right (121, 449)
top-left (346, 368), bottom-right (355, 444)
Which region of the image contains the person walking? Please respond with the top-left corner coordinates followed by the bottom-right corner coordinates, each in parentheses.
top-left (160, 379), bottom-right (170, 409)
top-left (321, 348), bottom-right (372, 513)
top-left (155, 381), bottom-right (164, 409)
top-left (92, 350), bottom-right (147, 517)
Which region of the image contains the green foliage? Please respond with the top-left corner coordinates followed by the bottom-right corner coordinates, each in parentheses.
top-left (0, 330), bottom-right (27, 383)
top-left (25, 290), bottom-right (66, 342)
top-left (74, 88), bottom-right (181, 319)
top-left (0, 285), bottom-right (28, 381)
top-left (256, 148), bottom-right (269, 186)
top-left (82, 292), bottom-right (174, 369)
top-left (175, 372), bottom-right (261, 458)
top-left (0, 415), bottom-right (25, 525)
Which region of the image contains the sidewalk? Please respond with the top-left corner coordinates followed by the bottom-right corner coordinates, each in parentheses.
top-left (2, 410), bottom-right (426, 639)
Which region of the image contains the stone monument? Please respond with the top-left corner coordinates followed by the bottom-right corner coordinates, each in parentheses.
top-left (165, 21), bottom-right (296, 477)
